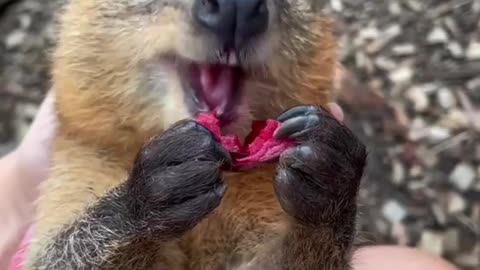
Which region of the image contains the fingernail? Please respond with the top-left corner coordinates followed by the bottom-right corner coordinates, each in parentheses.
top-left (327, 103), bottom-right (344, 123)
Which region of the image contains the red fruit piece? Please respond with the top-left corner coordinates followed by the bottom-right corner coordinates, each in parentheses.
top-left (196, 113), bottom-right (244, 155)
top-left (196, 113), bottom-right (295, 170)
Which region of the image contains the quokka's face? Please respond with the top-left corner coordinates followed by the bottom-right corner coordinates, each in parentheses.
top-left (57, 0), bottom-right (326, 130)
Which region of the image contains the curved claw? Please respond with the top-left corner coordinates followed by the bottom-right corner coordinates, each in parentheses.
top-left (277, 105), bottom-right (322, 123)
top-left (274, 114), bottom-right (320, 139)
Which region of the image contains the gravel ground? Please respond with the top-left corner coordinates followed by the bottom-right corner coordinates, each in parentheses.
top-left (0, 1), bottom-right (479, 269)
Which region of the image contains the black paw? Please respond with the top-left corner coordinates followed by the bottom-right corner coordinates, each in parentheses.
top-left (273, 105), bottom-right (367, 226)
top-left (127, 120), bottom-right (231, 236)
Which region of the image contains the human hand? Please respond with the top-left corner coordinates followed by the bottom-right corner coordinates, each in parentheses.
top-left (0, 91), bottom-right (57, 212)
top-left (1, 92), bottom-right (57, 269)
top-left (13, 91), bottom-right (57, 194)
top-left (326, 102), bottom-right (344, 123)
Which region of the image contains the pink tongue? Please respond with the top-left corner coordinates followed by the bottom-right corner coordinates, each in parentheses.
top-left (200, 65), bottom-right (234, 113)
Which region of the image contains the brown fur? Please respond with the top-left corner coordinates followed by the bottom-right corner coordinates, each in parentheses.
top-left (26, 0), bottom-right (341, 269)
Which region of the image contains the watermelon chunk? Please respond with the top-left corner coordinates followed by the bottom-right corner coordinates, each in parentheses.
top-left (196, 113), bottom-right (296, 170)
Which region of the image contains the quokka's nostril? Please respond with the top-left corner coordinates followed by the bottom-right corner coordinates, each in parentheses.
top-left (202, 0), bottom-right (220, 14)
top-left (252, 1), bottom-right (267, 18)
top-left (193, 0), bottom-right (236, 47)
top-left (193, 0), bottom-right (268, 49)
top-left (234, 0), bottom-right (268, 48)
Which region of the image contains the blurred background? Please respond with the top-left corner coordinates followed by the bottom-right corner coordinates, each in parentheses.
top-left (0, 0), bottom-right (479, 269)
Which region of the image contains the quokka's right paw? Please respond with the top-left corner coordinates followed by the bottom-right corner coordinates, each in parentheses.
top-left (127, 120), bottom-right (232, 236)
top-left (273, 105), bottom-right (367, 227)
